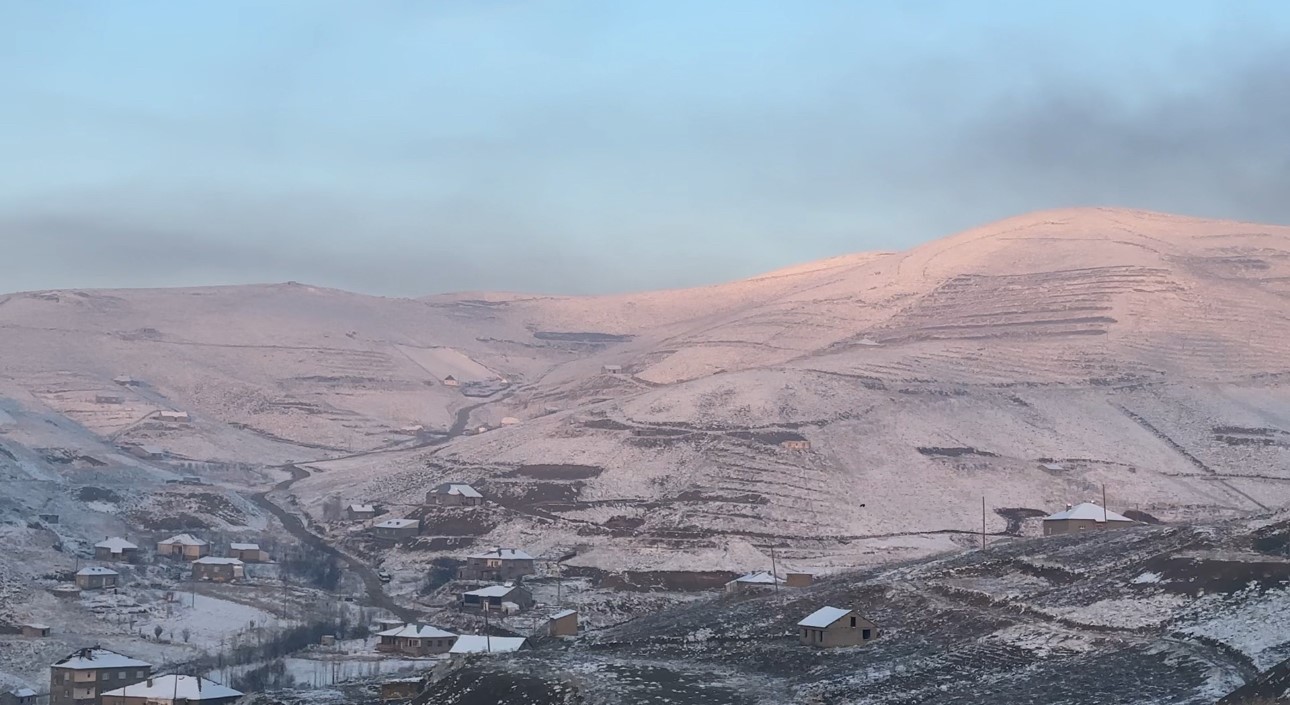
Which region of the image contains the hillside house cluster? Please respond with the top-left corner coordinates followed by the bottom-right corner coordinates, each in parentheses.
top-left (1042, 502), bottom-right (1137, 536)
top-left (426, 483), bottom-right (483, 507)
top-left (94, 538), bottom-right (139, 563)
top-left (798, 607), bottom-right (880, 648)
top-left (457, 547), bottom-right (535, 581)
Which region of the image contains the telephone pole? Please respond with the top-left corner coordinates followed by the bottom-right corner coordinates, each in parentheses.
top-left (1102, 484), bottom-right (1108, 528)
top-left (483, 607), bottom-right (492, 653)
top-left (770, 546), bottom-right (779, 595)
top-left (981, 496), bottom-right (986, 550)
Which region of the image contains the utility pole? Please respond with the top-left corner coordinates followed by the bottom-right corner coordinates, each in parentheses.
top-left (770, 546), bottom-right (779, 595)
top-left (981, 496), bottom-right (986, 550)
top-left (555, 562), bottom-right (562, 607)
top-left (1102, 484), bottom-right (1108, 529)
top-left (483, 607), bottom-right (492, 653)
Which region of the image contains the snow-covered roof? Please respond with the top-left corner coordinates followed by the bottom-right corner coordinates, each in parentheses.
top-left (798, 606), bottom-right (853, 628)
top-left (469, 547), bottom-right (533, 560)
top-left (95, 537), bottom-right (138, 551)
top-left (159, 534), bottom-right (208, 546)
top-left (1044, 502), bottom-right (1134, 523)
top-left (374, 518), bottom-right (419, 529)
top-left (192, 557), bottom-right (243, 565)
top-left (377, 623), bottom-right (455, 639)
top-left (53, 647), bottom-right (151, 670)
top-left (77, 566), bottom-right (119, 576)
top-left (448, 635), bottom-right (526, 654)
top-left (138, 445), bottom-right (165, 455)
top-left (549, 609), bottom-right (577, 620)
top-left (500, 417), bottom-right (520, 425)
top-left (732, 571), bottom-right (783, 584)
top-left (22, 622), bottom-right (51, 629)
top-left (13, 688), bottom-right (36, 697)
top-left (102, 675), bottom-right (241, 701)
top-left (229, 543), bottom-right (260, 551)
top-left (348, 503), bottom-right (375, 512)
top-left (1041, 463), bottom-right (1065, 471)
top-left (431, 483), bottom-right (482, 498)
top-left (464, 584), bottom-right (522, 598)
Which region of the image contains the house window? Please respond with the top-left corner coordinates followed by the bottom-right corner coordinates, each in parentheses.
top-left (863, 629), bottom-right (872, 640)
top-left (138, 671), bottom-right (147, 678)
top-left (850, 616), bottom-right (856, 628)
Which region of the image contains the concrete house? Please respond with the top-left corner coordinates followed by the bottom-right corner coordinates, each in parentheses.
top-left (75, 567), bottom-right (120, 591)
top-left (425, 483), bottom-right (483, 507)
top-left (227, 543), bottom-right (266, 563)
top-left (375, 624), bottom-right (457, 657)
top-left (798, 607), bottom-right (879, 648)
top-left (50, 647), bottom-right (152, 705)
top-left (156, 534), bottom-right (209, 560)
top-left (1, 688), bottom-right (37, 705)
top-left (372, 518), bottom-right (420, 540)
top-left (94, 538), bottom-right (140, 563)
top-left (548, 609), bottom-right (578, 637)
top-left (458, 548), bottom-right (536, 581)
top-left (725, 571), bottom-right (784, 594)
top-left (191, 557), bottom-right (244, 583)
top-left (1042, 502), bottom-right (1137, 536)
top-left (346, 504), bottom-right (377, 520)
top-left (155, 411), bottom-right (191, 423)
top-left (460, 583), bottom-right (533, 613)
top-left (21, 623), bottom-right (52, 637)
top-left (101, 676), bottom-right (241, 705)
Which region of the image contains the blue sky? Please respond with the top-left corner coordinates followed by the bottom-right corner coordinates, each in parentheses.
top-left (3, 1), bottom-right (1289, 295)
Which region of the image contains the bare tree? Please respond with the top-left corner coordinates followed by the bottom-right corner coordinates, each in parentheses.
top-left (153, 625), bottom-right (163, 639)
top-left (181, 628), bottom-right (191, 643)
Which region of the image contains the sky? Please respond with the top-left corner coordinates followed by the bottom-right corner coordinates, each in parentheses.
top-left (3, 1), bottom-right (1290, 297)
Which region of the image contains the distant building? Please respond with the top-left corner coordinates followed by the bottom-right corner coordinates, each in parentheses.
top-left (75, 567), bottom-right (120, 590)
top-left (379, 677), bottom-right (423, 702)
top-left (346, 504), bottom-right (377, 520)
top-left (425, 483), bottom-right (483, 507)
top-left (94, 538), bottom-right (140, 563)
top-left (227, 543), bottom-right (266, 563)
top-left (547, 609), bottom-right (578, 637)
top-left (725, 571), bottom-right (784, 594)
top-left (448, 635), bottom-right (526, 655)
top-left (779, 440), bottom-right (810, 451)
top-left (441, 375), bottom-right (459, 387)
top-left (101, 675), bottom-right (241, 705)
top-left (460, 583), bottom-right (533, 613)
top-left (113, 376), bottom-right (139, 387)
top-left (1042, 502), bottom-right (1137, 536)
top-left (372, 518), bottom-right (420, 540)
top-left (156, 534), bottom-right (209, 560)
top-left (39, 514), bottom-right (60, 524)
top-left (20, 623), bottom-right (51, 637)
top-left (499, 417), bottom-right (520, 426)
top-left (458, 547), bottom-right (536, 582)
top-left (95, 394), bottom-right (125, 405)
top-left (375, 624), bottom-right (457, 657)
top-left (797, 607), bottom-right (879, 648)
top-left (191, 557), bottom-right (244, 583)
top-left (49, 585), bottom-right (82, 599)
top-left (155, 411), bottom-right (191, 423)
top-left (785, 572), bottom-right (814, 588)
top-left (49, 647), bottom-right (152, 705)
top-left (129, 446), bottom-right (165, 460)
top-left (1, 688), bottom-right (37, 705)
top-left (601, 364), bottom-right (622, 375)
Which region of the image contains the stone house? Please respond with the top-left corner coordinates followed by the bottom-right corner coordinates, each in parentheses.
top-left (460, 583), bottom-right (533, 613)
top-left (1042, 502), bottom-right (1137, 536)
top-left (547, 609), bottom-right (578, 637)
top-left (75, 567), bottom-right (120, 591)
top-left (786, 572), bottom-right (814, 587)
top-left (425, 483), bottom-right (483, 507)
top-left (372, 518), bottom-right (420, 540)
top-left (798, 607), bottom-right (880, 648)
top-left (457, 548), bottom-right (536, 581)
top-left (94, 538), bottom-right (139, 563)
top-left (21, 623), bottom-right (52, 637)
top-left (346, 504), bottom-right (377, 520)
top-left (101, 675), bottom-right (241, 705)
top-left (156, 534), bottom-right (209, 560)
top-left (1, 688), bottom-right (37, 705)
top-left (725, 571), bottom-right (784, 594)
top-left (49, 647), bottom-right (152, 705)
top-left (375, 624), bottom-right (457, 657)
top-left (227, 543), bottom-right (266, 562)
top-left (191, 557), bottom-right (244, 583)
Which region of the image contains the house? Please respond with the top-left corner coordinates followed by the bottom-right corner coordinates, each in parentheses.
top-left (425, 483), bottom-right (484, 507)
top-left (500, 417), bottom-right (520, 426)
top-left (779, 439), bottom-right (811, 451)
top-left (373, 618), bottom-right (404, 632)
top-left (725, 571), bottom-right (784, 594)
top-left (461, 583), bottom-right (533, 613)
top-left (379, 677), bottom-right (423, 702)
top-left (548, 609), bottom-right (578, 637)
top-left (39, 514), bottom-right (60, 525)
top-left (797, 606), bottom-right (880, 648)
top-left (129, 446), bottom-right (165, 461)
top-left (227, 543), bottom-right (266, 562)
top-left (1042, 502), bottom-right (1137, 536)
top-left (49, 647), bottom-right (152, 705)
top-left (113, 376), bottom-right (138, 387)
top-left (441, 375), bottom-right (459, 387)
top-left (75, 567), bottom-right (120, 590)
top-left (191, 557), bottom-right (244, 583)
top-left (458, 548), bottom-right (536, 581)
top-left (601, 364), bottom-right (622, 374)
top-left (1, 688), bottom-right (37, 705)
top-left (101, 676), bottom-right (241, 705)
top-left (155, 411), bottom-right (191, 423)
top-left (448, 635), bottom-right (526, 655)
top-left (374, 624), bottom-right (457, 656)
top-left (786, 572), bottom-right (814, 588)
top-left (50, 585), bottom-right (82, 599)
top-left (94, 538), bottom-right (140, 563)
top-left (157, 535), bottom-right (209, 560)
top-left (21, 623), bottom-right (52, 637)
top-left (346, 504), bottom-right (377, 520)
top-left (372, 518), bottom-right (420, 540)
top-left (95, 394), bottom-right (124, 405)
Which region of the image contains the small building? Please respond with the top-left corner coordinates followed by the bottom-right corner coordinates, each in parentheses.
top-left (372, 518), bottom-right (420, 540)
top-left (76, 567), bottom-right (120, 590)
top-left (1, 688), bottom-right (37, 705)
top-left (94, 538), bottom-right (140, 563)
top-left (441, 375), bottom-right (459, 387)
top-left (499, 417), bottom-right (520, 426)
top-left (101, 675), bottom-right (241, 705)
top-left (227, 543), bottom-right (266, 563)
top-left (395, 425), bottom-right (424, 436)
top-left (39, 514), bottom-right (60, 525)
top-left (779, 439), bottom-right (811, 451)
top-left (601, 364), bottom-right (622, 375)
top-left (373, 618), bottom-right (404, 631)
top-left (461, 583), bottom-right (533, 613)
top-left (50, 647), bottom-right (152, 705)
top-left (50, 585), bottom-right (81, 599)
top-left (798, 606), bottom-right (879, 648)
top-left (786, 572), bottom-right (814, 588)
top-left (547, 609), bottom-right (578, 637)
top-left (113, 376), bottom-right (139, 387)
top-left (21, 623), bottom-right (52, 637)
top-left (375, 624), bottom-right (457, 657)
top-left (95, 394), bottom-right (125, 405)
top-left (155, 411), bottom-right (191, 423)
top-left (458, 548), bottom-right (536, 581)
top-left (379, 678), bottom-right (423, 702)
top-left (346, 504), bottom-right (377, 520)
top-left (1042, 502), bottom-right (1137, 536)
top-left (725, 571), bottom-right (784, 594)
top-left (191, 557), bottom-right (244, 583)
top-left (320, 634), bottom-right (336, 647)
top-left (448, 635), bottom-right (526, 655)
top-left (129, 446), bottom-right (166, 460)
top-left (426, 483), bottom-right (484, 507)
top-left (157, 534), bottom-right (209, 560)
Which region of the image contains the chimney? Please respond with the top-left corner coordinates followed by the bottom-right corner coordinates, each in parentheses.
top-left (1065, 503), bottom-right (1072, 510)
